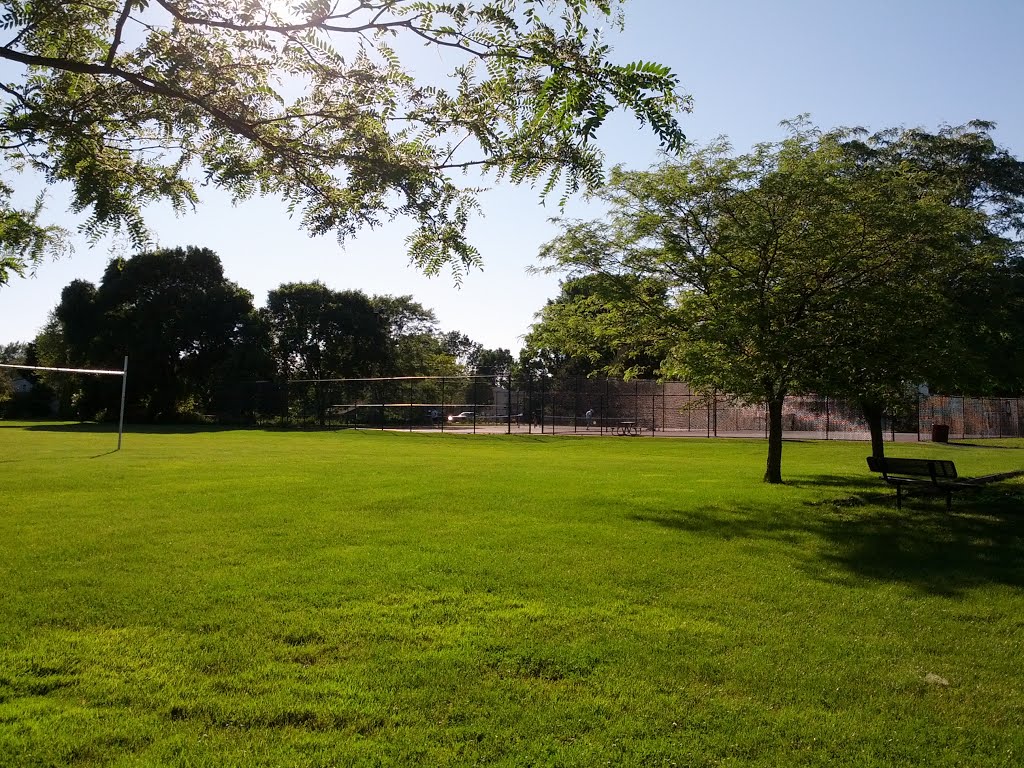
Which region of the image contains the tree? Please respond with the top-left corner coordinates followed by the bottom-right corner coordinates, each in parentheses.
top-left (540, 122), bottom-right (990, 483)
top-left (265, 281), bottom-right (387, 382)
top-left (524, 274), bottom-right (670, 379)
top-left (371, 295), bottom-right (461, 377)
top-left (38, 246), bottom-right (262, 420)
top-left (266, 281), bottom-right (394, 424)
top-left (469, 347), bottom-right (514, 378)
top-left (0, 341), bottom-right (27, 411)
top-left (802, 122), bottom-right (1024, 456)
top-left (0, 185), bottom-right (71, 286)
top-left (0, 0), bottom-right (688, 283)
top-left (961, 257), bottom-right (1024, 396)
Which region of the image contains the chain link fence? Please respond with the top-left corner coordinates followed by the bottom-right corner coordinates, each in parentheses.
top-left (213, 375), bottom-right (1024, 440)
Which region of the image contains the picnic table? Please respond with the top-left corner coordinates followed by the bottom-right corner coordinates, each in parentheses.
top-left (616, 421), bottom-right (639, 436)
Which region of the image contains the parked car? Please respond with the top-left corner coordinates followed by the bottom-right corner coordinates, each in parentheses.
top-left (448, 411), bottom-right (476, 422)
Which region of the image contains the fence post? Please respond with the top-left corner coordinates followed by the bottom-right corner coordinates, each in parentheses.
top-left (507, 376), bottom-right (512, 435)
top-left (527, 373), bottom-right (532, 434)
top-left (635, 379), bottom-right (639, 432)
top-left (825, 396), bottom-right (830, 441)
top-left (601, 377), bottom-right (607, 436)
top-left (652, 384), bottom-right (657, 434)
top-left (573, 375), bottom-right (579, 434)
top-left (540, 386), bottom-right (545, 434)
top-left (472, 376), bottom-right (478, 434)
top-left (283, 378), bottom-right (289, 428)
top-left (917, 392), bottom-right (921, 442)
top-left (662, 383), bottom-right (667, 433)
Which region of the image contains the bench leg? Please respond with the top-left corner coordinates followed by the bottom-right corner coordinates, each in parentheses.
top-left (946, 491), bottom-right (952, 512)
top-left (896, 485), bottom-right (902, 510)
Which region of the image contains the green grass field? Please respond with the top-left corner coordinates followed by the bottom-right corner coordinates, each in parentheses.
top-left (2, 424), bottom-right (1023, 767)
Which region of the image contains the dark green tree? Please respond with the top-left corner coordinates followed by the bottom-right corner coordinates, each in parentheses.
top-left (39, 246), bottom-right (262, 420)
top-left (0, 0), bottom-right (687, 283)
top-left (799, 122), bottom-right (1024, 456)
top-left (265, 282), bottom-right (387, 381)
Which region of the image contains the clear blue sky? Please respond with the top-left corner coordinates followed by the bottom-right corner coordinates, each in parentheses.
top-left (2, 0), bottom-right (1022, 353)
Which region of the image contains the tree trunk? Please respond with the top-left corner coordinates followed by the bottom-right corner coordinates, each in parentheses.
top-left (764, 394), bottom-right (785, 484)
top-left (861, 398), bottom-right (886, 459)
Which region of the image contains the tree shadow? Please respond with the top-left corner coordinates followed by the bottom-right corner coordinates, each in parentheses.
top-left (19, 422), bottom-right (246, 434)
top-left (946, 441), bottom-right (1024, 450)
top-left (632, 478), bottom-right (1024, 596)
top-left (816, 488), bottom-right (1024, 595)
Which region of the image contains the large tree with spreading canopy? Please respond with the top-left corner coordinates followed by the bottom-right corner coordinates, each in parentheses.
top-left (0, 0), bottom-right (688, 285)
top-left (538, 121), bottom-right (1022, 483)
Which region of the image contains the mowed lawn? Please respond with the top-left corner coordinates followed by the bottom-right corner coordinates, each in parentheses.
top-left (1, 425), bottom-right (1023, 767)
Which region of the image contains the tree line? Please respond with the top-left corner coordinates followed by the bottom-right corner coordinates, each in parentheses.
top-left (1, 247), bottom-right (512, 422)
top-left (523, 120), bottom-right (1024, 482)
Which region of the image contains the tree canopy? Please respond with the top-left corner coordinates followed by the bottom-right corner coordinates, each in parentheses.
top-left (33, 249), bottom-right (506, 420)
top-left (38, 246), bottom-right (263, 420)
top-left (538, 120), bottom-right (1024, 482)
top-left (0, 0), bottom-right (688, 284)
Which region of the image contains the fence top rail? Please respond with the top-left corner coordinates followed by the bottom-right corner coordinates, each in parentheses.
top-left (246, 375), bottom-right (503, 384)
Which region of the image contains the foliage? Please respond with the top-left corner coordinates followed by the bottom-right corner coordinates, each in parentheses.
top-left (0, 183), bottom-right (71, 285)
top-left (2, 426), bottom-right (1024, 764)
top-left (372, 294), bottom-right (462, 377)
top-left (804, 122), bottom-right (1024, 456)
top-left (538, 120), bottom-right (1021, 482)
top-left (523, 273), bottom-right (670, 379)
top-left (0, 340), bottom-right (26, 405)
top-left (36, 246), bottom-right (264, 420)
top-left (265, 281), bottom-right (387, 380)
top-left (0, 0), bottom-right (688, 282)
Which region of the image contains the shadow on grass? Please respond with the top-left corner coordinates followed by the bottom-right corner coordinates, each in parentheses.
top-left (817, 488), bottom-right (1024, 595)
top-left (633, 479), bottom-right (1024, 596)
top-left (946, 441), bottom-right (1024, 450)
top-left (13, 422), bottom-right (251, 434)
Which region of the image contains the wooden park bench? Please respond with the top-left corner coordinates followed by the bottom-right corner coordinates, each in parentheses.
top-left (866, 456), bottom-right (1022, 510)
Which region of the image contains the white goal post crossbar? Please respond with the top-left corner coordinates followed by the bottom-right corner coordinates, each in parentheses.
top-left (0, 356), bottom-right (129, 450)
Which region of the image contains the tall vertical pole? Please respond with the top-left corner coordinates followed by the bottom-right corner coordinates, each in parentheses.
top-left (917, 392), bottom-right (921, 442)
top-left (652, 384), bottom-right (656, 434)
top-left (507, 375), bottom-right (512, 435)
top-left (662, 383), bottom-right (666, 433)
top-left (527, 373), bottom-right (532, 434)
top-left (635, 380), bottom-right (639, 433)
top-left (441, 377), bottom-right (445, 433)
top-left (540, 387), bottom-right (545, 434)
top-left (117, 356), bottom-right (128, 451)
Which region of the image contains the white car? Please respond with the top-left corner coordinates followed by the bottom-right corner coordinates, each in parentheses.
top-left (447, 411), bottom-right (476, 422)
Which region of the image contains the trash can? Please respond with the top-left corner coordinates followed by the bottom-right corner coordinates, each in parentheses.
top-left (931, 424), bottom-right (950, 443)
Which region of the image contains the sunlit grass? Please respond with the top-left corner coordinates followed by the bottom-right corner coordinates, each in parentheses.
top-left (1, 424), bottom-right (1023, 766)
